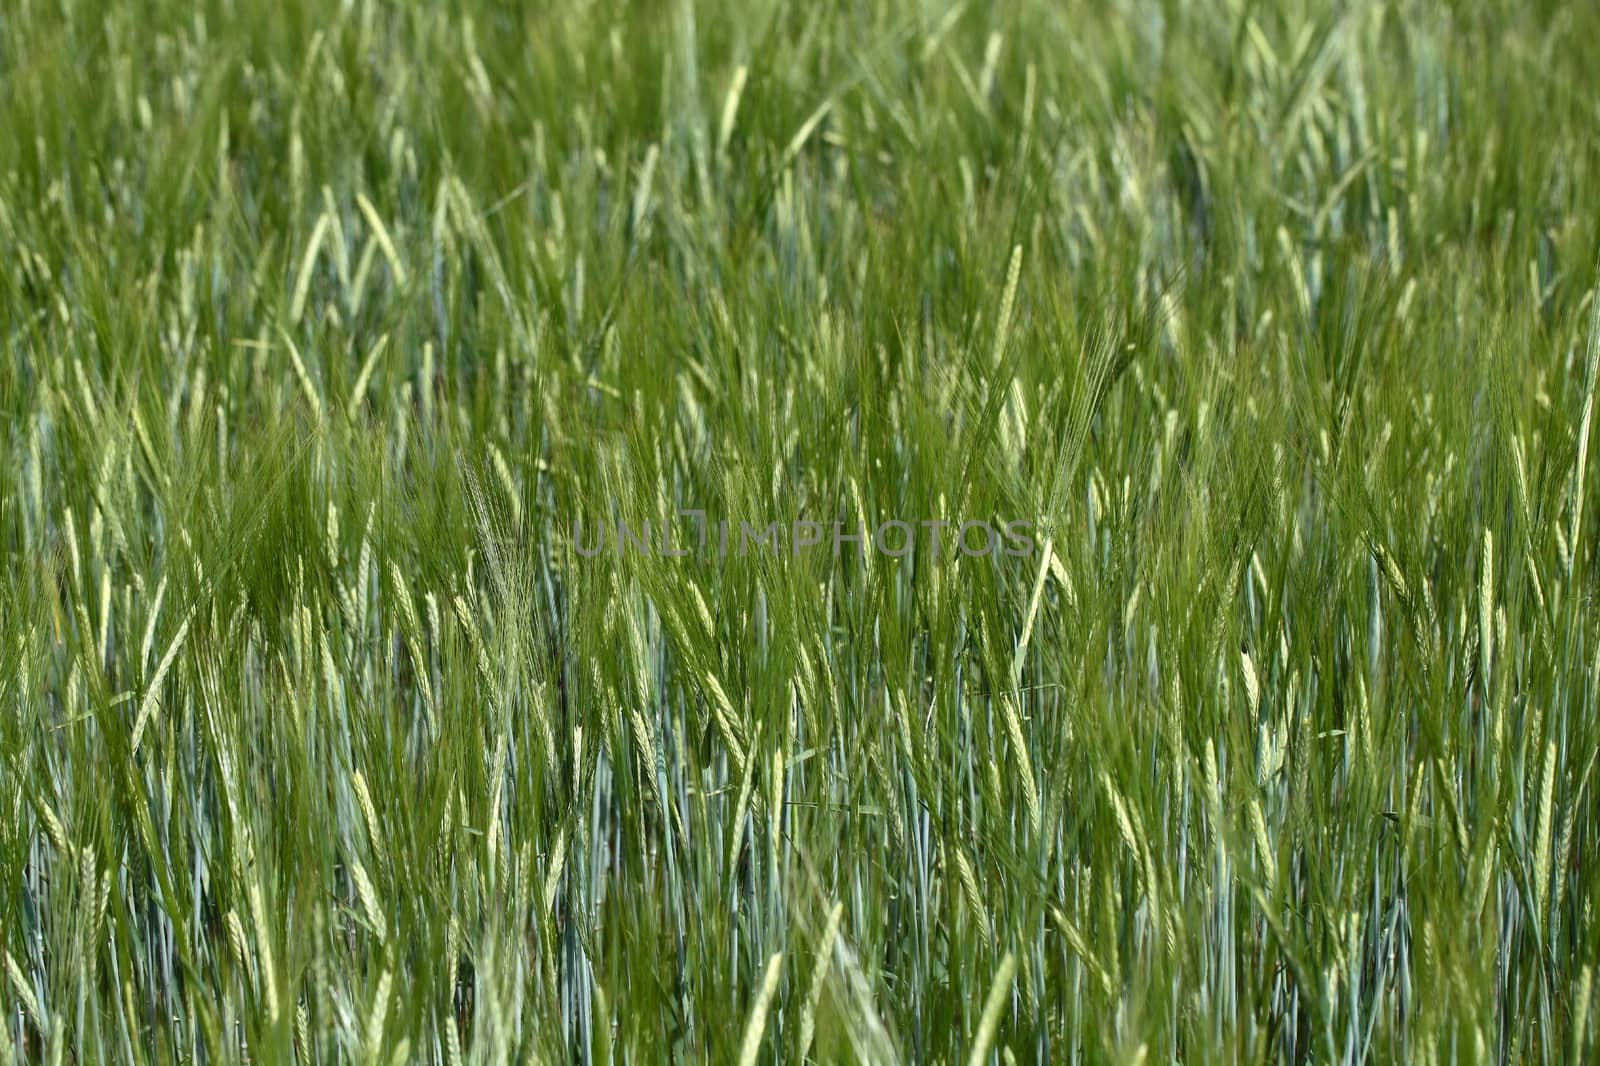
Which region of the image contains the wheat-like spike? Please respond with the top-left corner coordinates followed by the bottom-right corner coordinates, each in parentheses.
top-left (1509, 436), bottom-right (1549, 617)
top-left (629, 707), bottom-right (666, 814)
top-left (350, 333), bottom-right (389, 412)
top-left (1469, 833), bottom-right (1497, 917)
top-left (623, 595), bottom-right (651, 706)
top-left (449, 593), bottom-right (478, 644)
top-left (226, 908), bottom-right (253, 978)
top-left (280, 329), bottom-right (323, 419)
top-left (1276, 225), bottom-right (1310, 316)
top-left (779, 97), bottom-right (834, 170)
top-left (131, 612), bottom-right (190, 755)
top-left (96, 568), bottom-right (111, 664)
top-left (364, 967), bottom-right (393, 1065)
top-left (64, 506), bottom-right (82, 590)
top-left (1478, 530), bottom-right (1494, 691)
top-left (701, 668), bottom-right (749, 774)
top-left (892, 688), bottom-right (922, 781)
top-left (1100, 773), bottom-right (1140, 861)
top-left (388, 561), bottom-right (435, 718)
top-left (1535, 739), bottom-right (1557, 925)
top-left (34, 794), bottom-right (70, 854)
top-left (954, 843), bottom-right (993, 940)
top-left (991, 244), bottom-right (1023, 367)
top-left (69, 361), bottom-right (101, 432)
top-left (488, 443), bottom-right (522, 524)
top-left (388, 560), bottom-right (421, 639)
top-left (1012, 537), bottom-right (1052, 685)
top-left (351, 861), bottom-right (386, 944)
top-left (446, 915), bottom-right (461, 992)
top-left (353, 770), bottom-right (389, 868)
top-left (768, 739), bottom-right (787, 838)
top-left (966, 953), bottom-right (1016, 1066)
top-left (444, 1002), bottom-right (463, 1066)
top-left (248, 880), bottom-right (281, 1022)
top-left (1249, 796), bottom-right (1276, 891)
top-left (1049, 906), bottom-right (1113, 996)
top-left (630, 143), bottom-right (660, 237)
top-left (76, 845), bottom-right (100, 940)
top-left (289, 212), bottom-right (331, 324)
top-left (1355, 671), bottom-right (1374, 767)
top-left (717, 65), bottom-right (749, 156)
top-left (483, 727), bottom-right (509, 892)
top-left (736, 952), bottom-right (785, 1066)
top-left (542, 824), bottom-right (567, 916)
top-left (1554, 796), bottom-right (1577, 929)
top-left (1203, 739), bottom-right (1224, 841)
top-left (320, 631), bottom-right (342, 706)
top-left (686, 582), bottom-right (716, 640)
top-left (798, 902), bottom-right (845, 1059)
top-left (1240, 648), bottom-right (1261, 721)
top-left (999, 693), bottom-right (1041, 837)
top-left (1373, 541), bottom-right (1408, 602)
top-left (4, 950), bottom-right (45, 1033)
top-left (727, 727), bottom-right (761, 875)
top-left (355, 506), bottom-right (374, 623)
top-left (356, 194), bottom-right (408, 288)
top-left (452, 593), bottom-right (502, 707)
top-left (324, 499), bottom-right (342, 564)
top-left (1572, 965), bottom-right (1594, 1065)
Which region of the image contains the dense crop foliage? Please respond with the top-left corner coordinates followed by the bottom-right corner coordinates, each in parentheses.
top-left (3, 0), bottom-right (1599, 1061)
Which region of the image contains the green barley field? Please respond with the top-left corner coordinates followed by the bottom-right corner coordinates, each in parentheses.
top-left (3, 0), bottom-right (1599, 1061)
